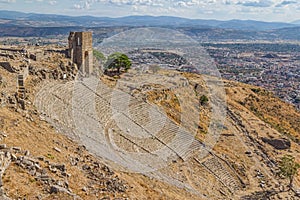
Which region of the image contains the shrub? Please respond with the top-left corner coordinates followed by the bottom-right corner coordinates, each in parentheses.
top-left (200, 95), bottom-right (209, 105)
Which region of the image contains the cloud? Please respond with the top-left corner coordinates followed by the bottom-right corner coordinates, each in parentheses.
top-left (175, 1), bottom-right (198, 7)
top-left (275, 0), bottom-right (297, 7)
top-left (73, 0), bottom-right (167, 10)
top-left (74, 0), bottom-right (93, 10)
top-left (61, 0), bottom-right (300, 22)
top-left (25, 0), bottom-right (53, 3)
top-left (281, 0), bottom-right (296, 5)
top-left (0, 0), bottom-right (16, 3)
top-left (49, 0), bottom-right (57, 5)
top-left (105, 0), bottom-right (164, 7)
top-left (237, 0), bottom-right (273, 7)
top-left (73, 0), bottom-right (210, 10)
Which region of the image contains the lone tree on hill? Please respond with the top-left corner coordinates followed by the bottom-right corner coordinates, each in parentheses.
top-left (104, 52), bottom-right (131, 75)
top-left (278, 155), bottom-right (300, 192)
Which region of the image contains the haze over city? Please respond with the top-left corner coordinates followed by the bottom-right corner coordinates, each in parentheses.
top-left (0, 0), bottom-right (300, 22)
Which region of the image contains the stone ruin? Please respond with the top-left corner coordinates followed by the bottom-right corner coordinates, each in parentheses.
top-left (0, 62), bottom-right (15, 73)
top-left (68, 32), bottom-right (93, 75)
top-left (29, 51), bottom-right (43, 61)
top-left (17, 66), bottom-right (29, 109)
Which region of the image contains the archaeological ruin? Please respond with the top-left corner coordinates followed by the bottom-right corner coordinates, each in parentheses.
top-left (68, 32), bottom-right (93, 75)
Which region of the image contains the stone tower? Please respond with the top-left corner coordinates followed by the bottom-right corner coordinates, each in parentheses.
top-left (68, 32), bottom-right (93, 75)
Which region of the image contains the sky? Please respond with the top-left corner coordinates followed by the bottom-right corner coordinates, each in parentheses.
top-left (0, 0), bottom-right (299, 22)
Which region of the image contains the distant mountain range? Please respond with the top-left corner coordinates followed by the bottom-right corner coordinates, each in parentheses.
top-left (0, 10), bottom-right (300, 41)
top-left (0, 10), bottom-right (299, 31)
top-left (293, 20), bottom-right (300, 24)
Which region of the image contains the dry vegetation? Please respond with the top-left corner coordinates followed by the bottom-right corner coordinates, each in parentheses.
top-left (0, 44), bottom-right (300, 199)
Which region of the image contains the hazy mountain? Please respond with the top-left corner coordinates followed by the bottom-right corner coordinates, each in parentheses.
top-left (0, 10), bottom-right (29, 19)
top-left (293, 20), bottom-right (300, 24)
top-left (0, 10), bottom-right (300, 41)
top-left (1, 25), bottom-right (300, 41)
top-left (0, 10), bottom-right (298, 31)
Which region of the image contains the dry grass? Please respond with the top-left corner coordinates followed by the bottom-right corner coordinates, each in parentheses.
top-left (1, 44), bottom-right (300, 199)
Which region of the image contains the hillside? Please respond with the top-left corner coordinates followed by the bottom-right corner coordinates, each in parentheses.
top-left (0, 44), bottom-right (300, 199)
top-left (0, 10), bottom-right (297, 30)
top-left (1, 26), bottom-right (300, 43)
top-left (293, 20), bottom-right (300, 24)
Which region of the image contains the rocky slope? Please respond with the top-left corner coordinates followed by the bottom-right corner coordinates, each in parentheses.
top-left (0, 44), bottom-right (299, 200)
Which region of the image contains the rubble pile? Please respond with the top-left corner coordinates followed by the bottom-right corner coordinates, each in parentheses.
top-left (0, 143), bottom-right (129, 199)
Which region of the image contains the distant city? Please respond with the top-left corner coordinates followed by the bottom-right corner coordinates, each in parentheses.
top-left (121, 43), bottom-right (300, 110)
top-left (205, 43), bottom-right (300, 110)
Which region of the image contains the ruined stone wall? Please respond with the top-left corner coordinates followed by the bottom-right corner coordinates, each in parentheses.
top-left (29, 51), bottom-right (43, 61)
top-left (0, 62), bottom-right (15, 73)
top-left (17, 66), bottom-right (29, 109)
top-left (68, 32), bottom-right (93, 75)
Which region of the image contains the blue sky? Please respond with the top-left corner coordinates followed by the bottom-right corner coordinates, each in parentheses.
top-left (0, 0), bottom-right (299, 22)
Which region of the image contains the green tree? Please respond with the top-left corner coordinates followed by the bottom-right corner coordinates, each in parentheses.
top-left (278, 155), bottom-right (300, 191)
top-left (104, 52), bottom-right (131, 74)
top-left (93, 49), bottom-right (106, 61)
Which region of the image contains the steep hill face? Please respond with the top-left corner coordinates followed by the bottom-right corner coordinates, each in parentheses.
top-left (0, 45), bottom-right (300, 199)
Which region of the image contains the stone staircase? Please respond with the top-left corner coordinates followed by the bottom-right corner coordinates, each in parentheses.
top-left (199, 154), bottom-right (243, 193)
